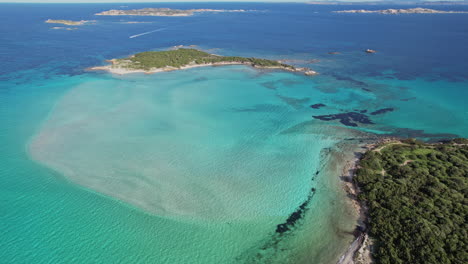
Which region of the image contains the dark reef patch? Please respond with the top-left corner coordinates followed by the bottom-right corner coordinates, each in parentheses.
top-left (370, 108), bottom-right (394, 115)
top-left (310, 103), bottom-right (326, 109)
top-left (193, 77), bottom-right (208, 82)
top-left (233, 104), bottom-right (285, 113)
top-left (330, 74), bottom-right (370, 91)
top-left (277, 95), bottom-right (309, 109)
top-left (275, 189), bottom-right (316, 234)
top-left (235, 148), bottom-right (338, 263)
top-left (354, 109), bottom-right (368, 113)
top-left (278, 78), bottom-right (303, 87)
top-left (384, 128), bottom-right (459, 141)
top-left (260, 81), bottom-right (277, 90)
top-left (313, 112), bottom-right (374, 127)
top-left (279, 120), bottom-right (317, 135)
top-left (400, 97), bottom-right (416, 102)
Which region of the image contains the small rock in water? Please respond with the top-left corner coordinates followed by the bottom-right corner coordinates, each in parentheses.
top-left (310, 103), bottom-right (326, 109)
top-left (370, 107), bottom-right (394, 115)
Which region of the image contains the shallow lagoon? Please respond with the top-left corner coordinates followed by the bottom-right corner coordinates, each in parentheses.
top-left (22, 67), bottom-right (361, 263)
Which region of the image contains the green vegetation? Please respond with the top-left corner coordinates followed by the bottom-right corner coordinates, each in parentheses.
top-left (355, 139), bottom-right (467, 264)
top-left (114, 48), bottom-right (294, 71)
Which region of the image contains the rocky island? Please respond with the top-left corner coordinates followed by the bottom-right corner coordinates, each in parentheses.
top-left (89, 48), bottom-right (318, 76)
top-left (333, 7), bottom-right (468, 14)
top-left (45, 19), bottom-right (91, 26)
top-left (95, 8), bottom-right (250, 17)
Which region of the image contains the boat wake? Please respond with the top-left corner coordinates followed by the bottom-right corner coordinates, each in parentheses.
top-left (129, 28), bottom-right (166, 39)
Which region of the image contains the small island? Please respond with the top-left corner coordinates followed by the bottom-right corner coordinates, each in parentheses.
top-left (45, 19), bottom-right (91, 26)
top-left (333, 7), bottom-right (468, 14)
top-left (95, 8), bottom-right (250, 17)
top-left (89, 48), bottom-right (318, 76)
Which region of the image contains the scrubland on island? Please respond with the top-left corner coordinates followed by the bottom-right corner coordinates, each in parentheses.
top-left (354, 139), bottom-right (467, 264)
top-left (90, 48), bottom-right (317, 76)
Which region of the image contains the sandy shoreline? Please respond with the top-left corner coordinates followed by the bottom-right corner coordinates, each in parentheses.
top-left (88, 60), bottom-right (318, 76)
top-left (337, 137), bottom-right (400, 264)
top-left (337, 143), bottom-right (372, 264)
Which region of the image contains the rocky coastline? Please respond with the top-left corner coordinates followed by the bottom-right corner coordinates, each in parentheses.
top-left (334, 7), bottom-right (468, 14)
top-left (95, 8), bottom-right (252, 17)
top-left (337, 137), bottom-right (400, 264)
top-left (89, 61), bottom-right (317, 76)
top-left (45, 19), bottom-right (91, 26)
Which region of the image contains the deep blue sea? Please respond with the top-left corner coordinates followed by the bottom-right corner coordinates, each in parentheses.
top-left (1, 3), bottom-right (467, 264)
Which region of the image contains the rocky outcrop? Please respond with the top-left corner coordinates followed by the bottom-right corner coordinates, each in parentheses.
top-left (334, 8), bottom-right (468, 14)
top-left (95, 8), bottom-right (249, 17)
top-left (45, 19), bottom-right (90, 26)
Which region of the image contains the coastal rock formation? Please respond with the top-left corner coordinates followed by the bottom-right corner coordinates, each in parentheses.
top-left (334, 7), bottom-right (468, 15)
top-left (45, 19), bottom-right (91, 26)
top-left (95, 8), bottom-right (250, 17)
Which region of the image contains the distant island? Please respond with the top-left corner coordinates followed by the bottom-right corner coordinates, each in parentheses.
top-left (334, 7), bottom-right (468, 14)
top-left (45, 19), bottom-right (91, 26)
top-left (310, 1), bottom-right (468, 5)
top-left (89, 48), bottom-right (317, 76)
top-left (95, 8), bottom-right (251, 17)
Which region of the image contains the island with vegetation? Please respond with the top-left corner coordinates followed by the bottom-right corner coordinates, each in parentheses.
top-left (45, 19), bottom-right (91, 26)
top-left (89, 48), bottom-right (317, 76)
top-left (351, 138), bottom-right (467, 264)
top-left (95, 8), bottom-right (250, 17)
top-left (334, 8), bottom-right (468, 14)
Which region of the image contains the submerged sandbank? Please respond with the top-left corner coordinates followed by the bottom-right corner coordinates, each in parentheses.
top-left (27, 66), bottom-right (374, 263)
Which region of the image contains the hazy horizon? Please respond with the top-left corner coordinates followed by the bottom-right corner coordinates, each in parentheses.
top-left (1, 0), bottom-right (466, 4)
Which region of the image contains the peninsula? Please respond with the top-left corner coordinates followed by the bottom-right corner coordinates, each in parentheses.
top-left (349, 138), bottom-right (467, 264)
top-left (89, 48), bottom-right (317, 76)
top-left (95, 8), bottom-right (250, 17)
top-left (45, 19), bottom-right (91, 26)
top-left (333, 7), bottom-right (468, 14)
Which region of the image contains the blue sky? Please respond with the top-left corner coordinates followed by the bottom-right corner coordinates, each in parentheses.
top-left (0, 0), bottom-right (462, 2)
top-left (0, 0), bottom-right (331, 2)
top-left (0, 0), bottom-right (423, 3)
top-left (1, 0), bottom-right (310, 2)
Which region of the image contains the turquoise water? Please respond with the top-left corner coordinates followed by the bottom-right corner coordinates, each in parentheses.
top-left (3, 67), bottom-right (360, 263)
top-left (30, 67), bottom-right (335, 220)
top-left (2, 3), bottom-right (468, 264)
